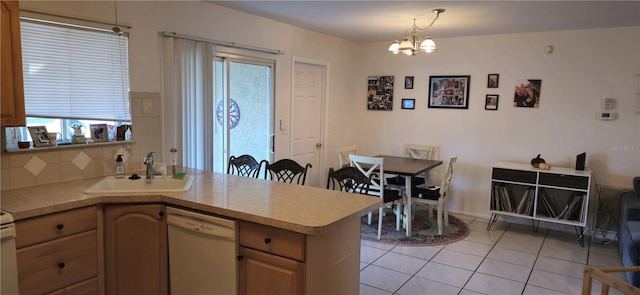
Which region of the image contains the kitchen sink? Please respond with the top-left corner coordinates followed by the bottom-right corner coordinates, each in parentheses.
top-left (84, 175), bottom-right (194, 194)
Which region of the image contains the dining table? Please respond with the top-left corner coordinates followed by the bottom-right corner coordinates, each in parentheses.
top-left (374, 155), bottom-right (443, 237)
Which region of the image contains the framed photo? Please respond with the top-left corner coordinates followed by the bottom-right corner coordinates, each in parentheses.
top-left (487, 74), bottom-right (499, 88)
top-left (367, 75), bottom-right (394, 111)
top-left (28, 126), bottom-right (54, 147)
top-left (90, 124), bottom-right (109, 142)
top-left (404, 76), bottom-right (414, 89)
top-left (428, 75), bottom-right (471, 109)
top-left (513, 79), bottom-right (542, 108)
top-left (485, 94), bottom-right (499, 110)
top-left (401, 98), bottom-right (415, 109)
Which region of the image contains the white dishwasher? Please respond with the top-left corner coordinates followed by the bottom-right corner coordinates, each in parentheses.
top-left (167, 206), bottom-right (237, 295)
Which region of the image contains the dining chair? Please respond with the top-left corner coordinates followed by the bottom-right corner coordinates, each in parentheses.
top-left (337, 145), bottom-right (358, 168)
top-left (326, 166), bottom-right (371, 195)
top-left (387, 144), bottom-right (435, 188)
top-left (227, 155), bottom-right (265, 178)
top-left (349, 154), bottom-right (402, 239)
top-left (264, 158), bottom-right (312, 185)
top-left (411, 154), bottom-right (458, 236)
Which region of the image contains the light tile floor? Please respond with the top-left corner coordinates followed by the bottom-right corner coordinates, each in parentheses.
top-left (360, 213), bottom-right (626, 295)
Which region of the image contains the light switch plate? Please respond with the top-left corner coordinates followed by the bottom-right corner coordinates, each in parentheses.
top-left (143, 98), bottom-right (153, 114)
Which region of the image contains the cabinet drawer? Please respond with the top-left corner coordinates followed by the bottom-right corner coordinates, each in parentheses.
top-left (240, 221), bottom-right (305, 261)
top-left (539, 173), bottom-right (589, 190)
top-left (16, 206), bottom-right (97, 248)
top-left (17, 230), bottom-right (98, 295)
top-left (492, 168), bottom-right (537, 184)
top-left (47, 277), bottom-right (98, 295)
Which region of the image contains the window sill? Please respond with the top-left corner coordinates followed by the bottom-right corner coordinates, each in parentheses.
top-left (4, 140), bottom-right (135, 153)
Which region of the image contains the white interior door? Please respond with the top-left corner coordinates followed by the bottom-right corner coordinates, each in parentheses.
top-left (291, 60), bottom-right (326, 187)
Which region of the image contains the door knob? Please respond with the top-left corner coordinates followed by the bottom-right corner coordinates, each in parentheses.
top-left (316, 143), bottom-right (322, 148)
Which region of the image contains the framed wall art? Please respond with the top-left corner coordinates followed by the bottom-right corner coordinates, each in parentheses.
top-left (404, 76), bottom-right (414, 89)
top-left (513, 79), bottom-right (542, 108)
top-left (367, 75), bottom-right (394, 110)
top-left (28, 126), bottom-right (54, 147)
top-left (428, 75), bottom-right (471, 109)
top-left (487, 74), bottom-right (499, 88)
top-left (485, 94), bottom-right (499, 110)
top-left (401, 98), bottom-right (415, 109)
top-left (90, 124), bottom-right (109, 142)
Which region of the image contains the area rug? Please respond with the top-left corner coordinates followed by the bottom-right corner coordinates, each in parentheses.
top-left (360, 209), bottom-right (469, 246)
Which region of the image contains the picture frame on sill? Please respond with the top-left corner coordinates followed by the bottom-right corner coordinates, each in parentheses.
top-left (90, 124), bottom-right (109, 142)
top-left (428, 75), bottom-right (470, 109)
top-left (485, 94), bottom-right (499, 110)
top-left (28, 126), bottom-right (54, 147)
top-left (404, 76), bottom-right (414, 89)
top-left (487, 74), bottom-right (499, 88)
top-left (401, 98), bottom-right (415, 109)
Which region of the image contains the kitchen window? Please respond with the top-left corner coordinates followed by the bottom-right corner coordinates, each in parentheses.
top-left (4, 17), bottom-right (131, 148)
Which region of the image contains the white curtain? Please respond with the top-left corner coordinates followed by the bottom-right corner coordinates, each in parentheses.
top-left (162, 37), bottom-right (214, 170)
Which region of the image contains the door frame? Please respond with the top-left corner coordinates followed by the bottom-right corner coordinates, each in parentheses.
top-left (291, 57), bottom-right (329, 187)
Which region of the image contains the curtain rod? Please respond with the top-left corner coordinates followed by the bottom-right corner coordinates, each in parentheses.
top-left (163, 31), bottom-right (285, 55)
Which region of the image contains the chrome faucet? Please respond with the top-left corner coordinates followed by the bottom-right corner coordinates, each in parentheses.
top-left (143, 152), bottom-right (155, 182)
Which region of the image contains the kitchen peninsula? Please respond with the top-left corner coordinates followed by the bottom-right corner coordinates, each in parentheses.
top-left (1, 168), bottom-right (381, 295)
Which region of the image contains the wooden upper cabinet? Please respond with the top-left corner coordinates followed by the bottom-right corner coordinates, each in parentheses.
top-left (1, 0), bottom-right (25, 127)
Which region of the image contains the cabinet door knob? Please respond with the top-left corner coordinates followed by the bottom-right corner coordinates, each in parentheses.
top-left (56, 224), bottom-right (64, 230)
top-left (57, 262), bottom-right (65, 269)
top-left (264, 238), bottom-right (271, 244)
top-left (237, 255), bottom-right (243, 261)
top-left (158, 211), bottom-right (165, 217)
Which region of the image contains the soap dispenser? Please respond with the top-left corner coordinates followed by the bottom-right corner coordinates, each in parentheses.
top-left (115, 155), bottom-right (125, 178)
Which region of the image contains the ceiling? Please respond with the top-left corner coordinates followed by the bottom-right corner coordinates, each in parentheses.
top-left (210, 1), bottom-right (640, 43)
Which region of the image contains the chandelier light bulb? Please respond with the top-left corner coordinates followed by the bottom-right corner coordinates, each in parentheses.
top-left (388, 41), bottom-right (400, 54)
top-left (388, 8), bottom-right (445, 56)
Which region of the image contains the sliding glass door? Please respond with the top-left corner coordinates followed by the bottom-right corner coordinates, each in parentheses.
top-left (212, 57), bottom-right (274, 173)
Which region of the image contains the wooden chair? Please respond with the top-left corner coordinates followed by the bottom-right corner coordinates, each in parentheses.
top-left (326, 166), bottom-right (371, 194)
top-left (337, 145), bottom-right (358, 168)
top-left (411, 155), bottom-right (458, 236)
top-left (582, 265), bottom-right (640, 295)
top-left (349, 154), bottom-right (402, 239)
top-left (387, 144), bottom-right (435, 188)
top-left (264, 159), bottom-right (312, 185)
top-left (227, 155), bottom-right (265, 178)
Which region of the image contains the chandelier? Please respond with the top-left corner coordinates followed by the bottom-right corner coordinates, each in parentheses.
top-left (388, 9), bottom-right (445, 56)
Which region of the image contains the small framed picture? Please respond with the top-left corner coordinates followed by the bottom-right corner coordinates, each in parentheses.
top-left (90, 124), bottom-right (109, 142)
top-left (401, 98), bottom-right (415, 109)
top-left (487, 74), bottom-right (499, 88)
top-left (485, 94), bottom-right (499, 110)
top-left (404, 76), bottom-right (414, 89)
top-left (28, 126), bottom-right (54, 147)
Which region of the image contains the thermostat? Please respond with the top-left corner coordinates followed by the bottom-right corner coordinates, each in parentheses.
top-left (598, 112), bottom-right (616, 120)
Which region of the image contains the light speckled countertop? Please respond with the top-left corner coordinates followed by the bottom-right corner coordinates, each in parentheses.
top-left (0, 168), bottom-right (381, 235)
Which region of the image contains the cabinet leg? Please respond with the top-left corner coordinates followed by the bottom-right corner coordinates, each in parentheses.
top-left (487, 213), bottom-right (499, 230)
top-left (531, 220), bottom-right (540, 232)
top-left (574, 226), bottom-right (585, 247)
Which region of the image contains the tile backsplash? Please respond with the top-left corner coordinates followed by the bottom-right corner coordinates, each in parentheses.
top-left (1, 92), bottom-right (162, 190)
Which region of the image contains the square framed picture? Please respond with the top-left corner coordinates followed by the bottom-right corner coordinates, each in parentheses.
top-left (428, 75), bottom-right (470, 109)
top-left (485, 94), bottom-right (499, 110)
top-left (401, 98), bottom-right (415, 109)
top-left (487, 74), bottom-right (499, 88)
top-left (90, 124), bottom-right (109, 142)
top-left (404, 76), bottom-right (414, 89)
top-left (28, 126), bottom-right (54, 147)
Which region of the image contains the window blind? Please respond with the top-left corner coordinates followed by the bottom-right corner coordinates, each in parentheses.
top-left (21, 19), bottom-right (131, 121)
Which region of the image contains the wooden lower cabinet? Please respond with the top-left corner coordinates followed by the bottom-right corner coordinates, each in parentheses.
top-left (239, 217), bottom-right (361, 295)
top-left (104, 204), bottom-right (167, 295)
top-left (239, 247), bottom-right (304, 295)
top-left (15, 206), bottom-right (98, 295)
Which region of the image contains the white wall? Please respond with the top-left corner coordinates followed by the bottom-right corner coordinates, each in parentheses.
top-left (347, 27), bottom-right (640, 216)
top-left (15, 2), bottom-right (640, 218)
